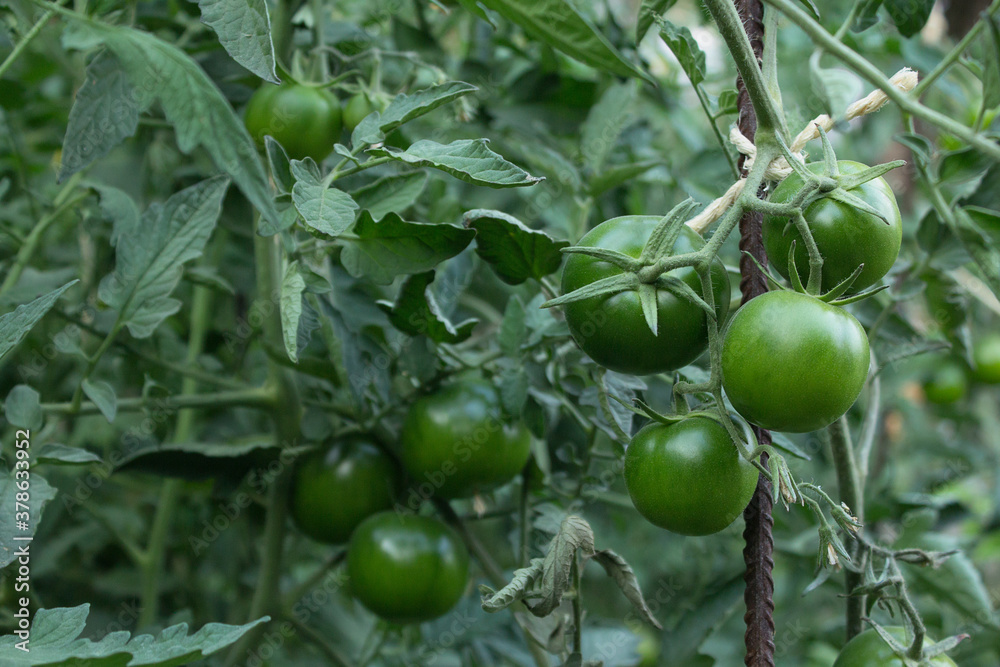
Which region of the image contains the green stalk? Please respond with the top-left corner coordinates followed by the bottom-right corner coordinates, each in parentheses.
top-left (914, 0), bottom-right (1000, 97)
top-left (35, 388), bottom-right (272, 416)
top-left (0, 5), bottom-right (57, 80)
top-left (826, 417), bottom-right (864, 640)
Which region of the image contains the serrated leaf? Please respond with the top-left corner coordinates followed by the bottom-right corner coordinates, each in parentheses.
top-left (351, 171), bottom-right (428, 220)
top-left (0, 604), bottom-right (267, 666)
top-left (61, 23), bottom-right (280, 232)
top-left (482, 558), bottom-right (545, 612)
top-left (658, 19), bottom-right (706, 86)
top-left (290, 160), bottom-right (359, 236)
top-left (92, 184), bottom-right (140, 247)
top-left (369, 139), bottom-right (542, 188)
top-left (528, 515), bottom-right (595, 616)
top-left (580, 80), bottom-right (638, 172)
top-left (116, 439), bottom-right (289, 480)
top-left (591, 549), bottom-right (662, 629)
top-left (464, 209), bottom-right (568, 284)
top-left (0, 281), bottom-right (76, 362)
top-left (34, 444), bottom-right (102, 466)
top-left (0, 472), bottom-right (56, 568)
top-left (378, 81), bottom-right (478, 133)
top-left (198, 0), bottom-right (278, 83)
top-left (884, 0), bottom-right (934, 37)
top-left (351, 111), bottom-right (384, 148)
top-left (499, 364), bottom-right (529, 416)
top-left (341, 211), bottom-right (475, 284)
top-left (4, 385), bottom-right (42, 431)
top-left (81, 379), bottom-right (117, 423)
top-left (265, 136), bottom-right (294, 193)
top-left (716, 88), bottom-right (739, 115)
top-left (636, 0), bottom-right (677, 43)
top-left (99, 176), bottom-right (227, 338)
top-left (499, 295), bottom-right (528, 357)
top-left (477, 0), bottom-right (653, 83)
top-left (377, 271), bottom-right (478, 343)
top-left (280, 260), bottom-right (306, 362)
top-left (59, 51), bottom-right (139, 181)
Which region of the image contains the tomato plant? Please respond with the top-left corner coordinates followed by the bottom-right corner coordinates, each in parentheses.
top-left (290, 438), bottom-right (400, 544)
top-left (624, 417), bottom-right (759, 535)
top-left (399, 379), bottom-right (532, 499)
top-left (764, 161), bottom-right (902, 293)
top-left (347, 512), bottom-right (469, 623)
top-left (561, 216), bottom-right (730, 375)
top-left (244, 81), bottom-right (343, 161)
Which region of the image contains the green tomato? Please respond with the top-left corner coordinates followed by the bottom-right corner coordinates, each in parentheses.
top-left (973, 333), bottom-right (1000, 384)
top-left (347, 512), bottom-right (469, 623)
top-left (833, 628), bottom-right (956, 667)
top-left (624, 417), bottom-right (758, 536)
top-left (721, 291), bottom-right (870, 433)
top-left (244, 81), bottom-right (342, 162)
top-left (764, 161), bottom-right (902, 294)
top-left (290, 438), bottom-right (400, 544)
top-left (561, 216), bottom-right (731, 376)
top-left (924, 275), bottom-right (967, 332)
top-left (400, 380), bottom-right (532, 499)
top-left (343, 93), bottom-right (387, 132)
top-left (923, 359), bottom-right (969, 404)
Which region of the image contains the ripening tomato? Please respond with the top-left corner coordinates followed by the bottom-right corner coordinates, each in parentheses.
top-left (764, 161), bottom-right (902, 293)
top-left (972, 333), bottom-right (1000, 384)
top-left (721, 291), bottom-right (870, 433)
top-left (347, 512), bottom-right (469, 623)
top-left (923, 359), bottom-right (969, 405)
top-left (244, 81), bottom-right (342, 161)
top-left (561, 216), bottom-right (731, 375)
top-left (624, 417), bottom-right (758, 536)
top-left (833, 628), bottom-right (957, 667)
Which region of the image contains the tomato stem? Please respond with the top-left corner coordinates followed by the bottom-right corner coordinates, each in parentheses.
top-left (826, 417), bottom-right (865, 640)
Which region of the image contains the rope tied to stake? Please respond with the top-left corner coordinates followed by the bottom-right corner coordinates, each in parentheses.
top-left (686, 68), bottom-right (919, 233)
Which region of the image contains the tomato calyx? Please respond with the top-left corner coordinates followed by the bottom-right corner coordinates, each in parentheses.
top-left (544, 200), bottom-right (715, 336)
top-left (742, 245), bottom-right (887, 306)
top-left (863, 621), bottom-right (967, 666)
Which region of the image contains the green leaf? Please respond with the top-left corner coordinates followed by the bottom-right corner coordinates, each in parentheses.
top-left (290, 159), bottom-right (359, 237)
top-left (351, 111), bottom-right (384, 148)
top-left (477, 0), bottom-right (653, 83)
top-left (99, 176), bottom-right (228, 338)
top-left (0, 604), bottom-right (268, 666)
top-left (499, 295), bottom-right (528, 357)
top-left (81, 379), bottom-right (117, 423)
top-left (377, 271), bottom-right (478, 343)
top-left (715, 88), bottom-right (739, 116)
top-left (588, 159), bottom-right (660, 197)
top-left (280, 260), bottom-right (306, 362)
top-left (529, 515), bottom-right (595, 616)
top-left (982, 17), bottom-right (1000, 110)
top-left (341, 211), bottom-right (476, 284)
top-left (369, 139), bottom-right (542, 188)
top-left (34, 444), bottom-right (102, 466)
top-left (884, 0), bottom-right (934, 37)
top-left (59, 51), bottom-right (139, 181)
top-left (0, 471), bottom-right (57, 568)
top-left (62, 22), bottom-right (280, 232)
top-left (580, 80), bottom-right (638, 172)
top-left (591, 549), bottom-right (662, 629)
top-left (116, 439), bottom-right (292, 480)
top-left (4, 385), bottom-right (42, 431)
top-left (852, 0), bottom-right (883, 32)
top-left (351, 171), bottom-right (428, 220)
top-left (0, 281), bottom-right (76, 362)
top-left (481, 559), bottom-right (545, 612)
top-left (636, 0), bottom-right (677, 43)
top-left (657, 18), bottom-right (706, 86)
top-left (198, 0), bottom-right (278, 83)
top-left (264, 136), bottom-right (294, 193)
top-left (463, 209), bottom-right (568, 284)
top-left (92, 184), bottom-right (141, 247)
top-left (378, 81), bottom-right (478, 134)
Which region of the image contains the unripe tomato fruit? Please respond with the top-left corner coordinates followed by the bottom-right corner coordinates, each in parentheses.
top-left (343, 93), bottom-right (384, 132)
top-left (290, 438), bottom-right (399, 544)
top-left (244, 81), bottom-right (342, 162)
top-left (561, 216), bottom-right (731, 376)
top-left (972, 333), bottom-right (1000, 384)
top-left (347, 512), bottom-right (469, 623)
top-left (400, 380), bottom-right (532, 499)
top-left (923, 359), bottom-right (968, 404)
top-left (833, 628), bottom-right (956, 667)
top-left (721, 291), bottom-right (870, 433)
top-left (764, 161), bottom-right (902, 294)
top-left (624, 417), bottom-right (758, 536)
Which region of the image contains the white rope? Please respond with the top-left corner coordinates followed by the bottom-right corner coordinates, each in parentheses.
top-left (686, 68), bottom-right (919, 233)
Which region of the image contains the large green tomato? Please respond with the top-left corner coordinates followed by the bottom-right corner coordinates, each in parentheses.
top-left (972, 333), bottom-right (1000, 384)
top-left (764, 161), bottom-right (902, 294)
top-left (721, 291), bottom-right (870, 433)
top-left (833, 628), bottom-right (956, 667)
top-left (624, 417), bottom-right (758, 536)
top-left (561, 216), bottom-right (731, 376)
top-left (923, 359), bottom-right (968, 404)
top-left (290, 438), bottom-right (399, 544)
top-left (400, 380), bottom-right (532, 499)
top-left (244, 82), bottom-right (342, 162)
top-left (347, 513), bottom-right (469, 623)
